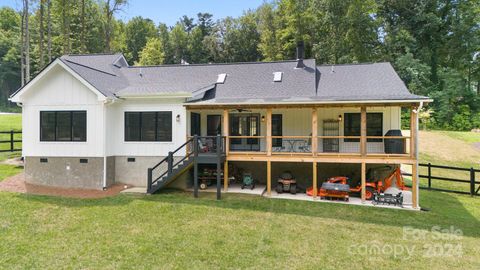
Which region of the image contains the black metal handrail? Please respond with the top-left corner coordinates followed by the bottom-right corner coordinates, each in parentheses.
top-left (148, 137), bottom-right (194, 191)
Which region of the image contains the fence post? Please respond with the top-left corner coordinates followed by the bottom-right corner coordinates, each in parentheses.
top-left (147, 168), bottom-right (153, 193)
top-left (10, 130), bottom-right (14, 152)
top-left (427, 163), bottom-right (432, 189)
top-left (470, 168), bottom-right (475, 196)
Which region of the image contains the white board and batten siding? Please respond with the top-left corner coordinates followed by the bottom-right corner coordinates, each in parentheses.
top-left (21, 65), bottom-right (188, 158)
top-left (105, 98), bottom-right (187, 157)
top-left (21, 65), bottom-right (105, 157)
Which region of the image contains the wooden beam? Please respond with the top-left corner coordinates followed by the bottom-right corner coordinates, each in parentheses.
top-left (223, 109), bottom-right (229, 156)
top-left (267, 161), bottom-right (271, 196)
top-left (223, 160), bottom-right (229, 192)
top-left (410, 107), bottom-right (417, 158)
top-left (311, 108), bottom-right (318, 156)
top-left (412, 163), bottom-right (418, 208)
top-left (266, 108), bottom-right (272, 156)
top-left (360, 106), bottom-right (367, 156)
top-left (361, 162), bottom-right (366, 202)
top-left (313, 161), bottom-right (317, 198)
top-left (226, 154), bottom-right (417, 164)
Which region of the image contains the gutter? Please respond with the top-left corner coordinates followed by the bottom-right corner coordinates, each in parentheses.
top-left (414, 101), bottom-right (423, 208)
top-left (102, 98), bottom-right (115, 190)
top-left (184, 99), bottom-right (433, 106)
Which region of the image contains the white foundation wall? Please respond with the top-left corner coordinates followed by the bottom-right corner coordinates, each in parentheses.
top-left (21, 65), bottom-right (105, 157)
top-left (105, 98), bottom-right (187, 157)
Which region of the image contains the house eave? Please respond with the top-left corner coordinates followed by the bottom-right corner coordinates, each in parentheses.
top-left (184, 98), bottom-right (433, 108)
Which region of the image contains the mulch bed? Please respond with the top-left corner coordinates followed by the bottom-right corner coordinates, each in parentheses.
top-left (0, 173), bottom-right (129, 199)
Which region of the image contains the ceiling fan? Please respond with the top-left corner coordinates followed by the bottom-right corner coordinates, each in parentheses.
top-left (231, 109), bottom-right (252, 113)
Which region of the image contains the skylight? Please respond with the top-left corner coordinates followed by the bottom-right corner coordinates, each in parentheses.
top-left (217, 73), bottom-right (227, 84)
top-left (273, 72), bottom-right (283, 82)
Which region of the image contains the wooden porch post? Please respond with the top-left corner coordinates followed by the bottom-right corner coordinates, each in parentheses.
top-left (360, 106), bottom-right (367, 156)
top-left (361, 162), bottom-right (366, 203)
top-left (223, 109), bottom-right (229, 192)
top-left (311, 108), bottom-right (318, 156)
top-left (266, 108), bottom-right (272, 156)
top-left (410, 106), bottom-right (417, 158)
top-left (412, 163), bottom-right (418, 208)
top-left (267, 160), bottom-right (271, 196)
top-left (223, 161), bottom-right (229, 192)
top-left (313, 161), bottom-right (318, 198)
top-left (223, 109), bottom-right (229, 155)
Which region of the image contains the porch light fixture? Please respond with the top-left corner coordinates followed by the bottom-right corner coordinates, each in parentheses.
top-left (176, 114), bottom-right (181, 122)
top-left (338, 114), bottom-right (342, 122)
top-left (261, 116), bottom-right (265, 122)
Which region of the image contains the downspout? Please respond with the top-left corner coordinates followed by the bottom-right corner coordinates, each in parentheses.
top-left (415, 101), bottom-right (423, 208)
top-left (411, 102), bottom-right (423, 208)
top-left (102, 98), bottom-right (115, 190)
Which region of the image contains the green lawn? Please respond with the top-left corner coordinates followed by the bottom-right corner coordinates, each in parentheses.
top-left (0, 190), bottom-right (478, 269)
top-left (0, 164), bottom-right (22, 181)
top-left (0, 114), bottom-right (21, 130)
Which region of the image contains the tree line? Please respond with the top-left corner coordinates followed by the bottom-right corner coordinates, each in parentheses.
top-left (0, 0), bottom-right (479, 130)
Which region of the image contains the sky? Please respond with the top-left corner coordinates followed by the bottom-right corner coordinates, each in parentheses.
top-left (1, 0), bottom-right (265, 26)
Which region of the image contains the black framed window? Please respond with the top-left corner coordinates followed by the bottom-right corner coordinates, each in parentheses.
top-left (272, 114), bottom-right (282, 147)
top-left (40, 111), bottom-right (86, 142)
top-left (207, 115), bottom-right (222, 136)
top-left (125, 111), bottom-right (172, 142)
top-left (344, 113), bottom-right (383, 142)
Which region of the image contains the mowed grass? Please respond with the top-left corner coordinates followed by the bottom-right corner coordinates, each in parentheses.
top-left (0, 164), bottom-right (22, 181)
top-left (0, 190), bottom-right (479, 269)
top-left (0, 114), bottom-right (22, 161)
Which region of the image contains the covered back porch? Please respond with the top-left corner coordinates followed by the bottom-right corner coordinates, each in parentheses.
top-left (185, 102), bottom-right (420, 208)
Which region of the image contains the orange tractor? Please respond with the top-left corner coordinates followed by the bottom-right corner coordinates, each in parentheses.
top-left (307, 167), bottom-right (408, 200)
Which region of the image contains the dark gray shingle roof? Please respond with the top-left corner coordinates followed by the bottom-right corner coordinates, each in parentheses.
top-left (58, 54), bottom-right (429, 104)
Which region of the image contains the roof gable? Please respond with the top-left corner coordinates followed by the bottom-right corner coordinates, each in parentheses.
top-left (9, 59), bottom-right (108, 103)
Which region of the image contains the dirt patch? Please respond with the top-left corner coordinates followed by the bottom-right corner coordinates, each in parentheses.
top-left (419, 131), bottom-right (480, 164)
top-left (473, 142), bottom-right (480, 151)
top-left (0, 173), bottom-right (130, 199)
top-left (0, 157), bottom-right (24, 166)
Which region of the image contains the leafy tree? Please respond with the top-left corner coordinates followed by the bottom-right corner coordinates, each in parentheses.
top-left (169, 23), bottom-right (188, 63)
top-left (124, 16), bottom-right (157, 63)
top-left (257, 3), bottom-right (282, 61)
top-left (137, 37), bottom-right (165, 65)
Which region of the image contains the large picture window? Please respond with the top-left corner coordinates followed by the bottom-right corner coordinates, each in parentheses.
top-left (125, 111), bottom-right (172, 142)
top-left (40, 111), bottom-right (87, 142)
top-left (344, 113), bottom-right (383, 142)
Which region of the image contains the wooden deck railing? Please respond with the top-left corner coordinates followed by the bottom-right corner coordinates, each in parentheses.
top-left (199, 135), bottom-right (412, 157)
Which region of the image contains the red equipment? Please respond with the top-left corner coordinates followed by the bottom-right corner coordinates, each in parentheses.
top-left (306, 167), bottom-right (408, 200)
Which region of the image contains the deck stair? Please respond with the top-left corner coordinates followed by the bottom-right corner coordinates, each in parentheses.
top-left (147, 136), bottom-right (226, 194)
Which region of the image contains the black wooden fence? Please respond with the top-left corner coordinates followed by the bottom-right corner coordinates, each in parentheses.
top-left (0, 130), bottom-right (22, 153)
top-left (404, 163), bottom-right (480, 196)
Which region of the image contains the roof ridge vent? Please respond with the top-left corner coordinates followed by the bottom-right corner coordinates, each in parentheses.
top-left (273, 71), bottom-right (283, 82)
top-left (217, 73), bottom-right (227, 84)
